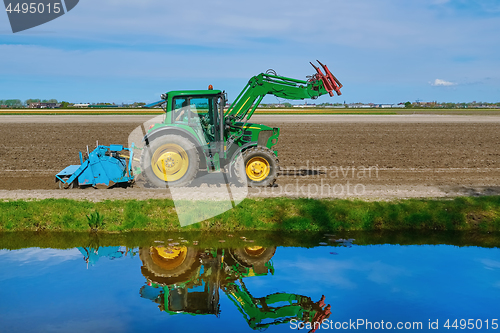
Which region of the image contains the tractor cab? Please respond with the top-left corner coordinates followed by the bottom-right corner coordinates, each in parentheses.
top-left (146, 89), bottom-right (225, 150)
top-left (168, 91), bottom-right (224, 145)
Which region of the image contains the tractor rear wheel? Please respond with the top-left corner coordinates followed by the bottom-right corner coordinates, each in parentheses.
top-left (141, 135), bottom-right (199, 187)
top-left (240, 146), bottom-right (279, 187)
top-left (139, 246), bottom-right (201, 284)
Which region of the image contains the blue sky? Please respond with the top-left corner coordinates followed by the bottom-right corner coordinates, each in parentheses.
top-left (1, 0), bottom-right (499, 104)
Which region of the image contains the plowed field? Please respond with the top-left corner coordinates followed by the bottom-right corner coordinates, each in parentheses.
top-left (1, 115), bottom-right (500, 199)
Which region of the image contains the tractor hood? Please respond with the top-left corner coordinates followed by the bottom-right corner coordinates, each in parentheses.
top-left (235, 122), bottom-right (274, 132)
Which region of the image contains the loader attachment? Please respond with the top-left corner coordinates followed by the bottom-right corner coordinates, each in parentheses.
top-left (310, 60), bottom-right (342, 97)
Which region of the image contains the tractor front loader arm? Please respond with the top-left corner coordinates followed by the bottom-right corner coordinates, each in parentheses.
top-left (225, 61), bottom-right (342, 121)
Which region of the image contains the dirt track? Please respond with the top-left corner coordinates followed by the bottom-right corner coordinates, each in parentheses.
top-left (1, 115), bottom-right (500, 199)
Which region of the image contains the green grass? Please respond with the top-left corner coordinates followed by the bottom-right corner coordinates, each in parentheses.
top-left (2, 197), bottom-right (500, 233)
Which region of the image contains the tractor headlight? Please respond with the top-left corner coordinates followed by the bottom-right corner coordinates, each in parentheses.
top-left (160, 93), bottom-right (167, 100)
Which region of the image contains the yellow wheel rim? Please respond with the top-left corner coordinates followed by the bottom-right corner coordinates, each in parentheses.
top-left (150, 246), bottom-right (188, 270)
top-left (246, 157), bottom-right (270, 181)
top-left (244, 246), bottom-right (265, 256)
top-left (151, 143), bottom-right (189, 182)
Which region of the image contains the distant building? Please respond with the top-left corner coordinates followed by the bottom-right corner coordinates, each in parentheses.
top-left (293, 103), bottom-right (316, 108)
top-left (348, 103), bottom-right (405, 108)
top-left (348, 104), bottom-right (371, 108)
top-left (324, 105), bottom-right (346, 108)
top-left (88, 105), bottom-right (118, 108)
top-left (29, 102), bottom-right (59, 109)
top-left (73, 103), bottom-right (90, 108)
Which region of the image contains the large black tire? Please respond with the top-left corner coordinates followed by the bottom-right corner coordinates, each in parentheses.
top-left (139, 246), bottom-right (200, 280)
top-left (239, 146), bottom-right (279, 187)
top-left (141, 135), bottom-right (199, 187)
top-left (231, 246), bottom-right (276, 266)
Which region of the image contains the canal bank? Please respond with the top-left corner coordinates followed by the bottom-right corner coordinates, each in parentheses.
top-left (1, 196), bottom-right (500, 233)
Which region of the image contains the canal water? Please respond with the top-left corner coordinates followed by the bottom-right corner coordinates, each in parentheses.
top-left (0, 233), bottom-right (499, 332)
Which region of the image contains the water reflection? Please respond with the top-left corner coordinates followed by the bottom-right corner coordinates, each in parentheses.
top-left (75, 243), bottom-right (331, 331)
top-left (2, 235), bottom-right (500, 333)
top-left (137, 245), bottom-right (330, 331)
top-left (78, 246), bottom-right (138, 267)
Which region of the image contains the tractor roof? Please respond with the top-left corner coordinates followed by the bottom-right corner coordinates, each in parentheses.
top-left (167, 89), bottom-right (222, 97)
top-left (143, 90), bottom-right (223, 108)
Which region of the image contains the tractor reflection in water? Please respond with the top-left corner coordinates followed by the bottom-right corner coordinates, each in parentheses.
top-left (139, 245), bottom-right (331, 331)
top-left (78, 246), bottom-right (138, 268)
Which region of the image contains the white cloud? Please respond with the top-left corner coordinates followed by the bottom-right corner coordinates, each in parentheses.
top-left (479, 258), bottom-right (500, 270)
top-left (431, 79), bottom-right (457, 86)
top-left (0, 248), bottom-right (83, 282)
top-left (0, 248), bottom-right (81, 264)
top-left (277, 255), bottom-right (412, 291)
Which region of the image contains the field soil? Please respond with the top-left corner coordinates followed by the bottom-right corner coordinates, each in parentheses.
top-left (1, 115), bottom-right (500, 200)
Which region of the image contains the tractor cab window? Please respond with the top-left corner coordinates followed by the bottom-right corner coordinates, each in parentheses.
top-left (188, 97), bottom-right (214, 126)
top-left (172, 96), bottom-right (219, 143)
top-left (173, 98), bottom-right (189, 123)
top-left (190, 97), bottom-right (216, 142)
top-left (173, 97), bottom-right (213, 124)
top-left (189, 98), bottom-right (210, 116)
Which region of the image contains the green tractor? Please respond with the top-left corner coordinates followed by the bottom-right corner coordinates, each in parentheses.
top-left (141, 61), bottom-right (342, 187)
top-left (139, 245), bottom-right (331, 331)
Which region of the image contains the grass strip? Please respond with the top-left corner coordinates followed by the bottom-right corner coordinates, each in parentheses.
top-left (1, 196), bottom-right (500, 233)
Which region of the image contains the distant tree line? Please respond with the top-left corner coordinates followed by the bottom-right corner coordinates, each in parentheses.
top-left (0, 99), bottom-right (23, 107)
top-left (25, 99), bottom-right (58, 104)
top-left (0, 99), bottom-right (60, 108)
top-left (405, 101), bottom-right (499, 108)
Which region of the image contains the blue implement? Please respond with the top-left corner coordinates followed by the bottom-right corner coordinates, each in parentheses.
top-left (55, 144), bottom-right (136, 189)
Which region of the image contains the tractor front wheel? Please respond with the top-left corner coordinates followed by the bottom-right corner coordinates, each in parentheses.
top-left (241, 146), bottom-right (279, 187)
top-left (141, 135), bottom-right (200, 187)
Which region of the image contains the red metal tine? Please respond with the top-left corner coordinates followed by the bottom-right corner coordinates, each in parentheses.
top-left (317, 60), bottom-right (342, 96)
top-left (310, 61), bottom-right (335, 96)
